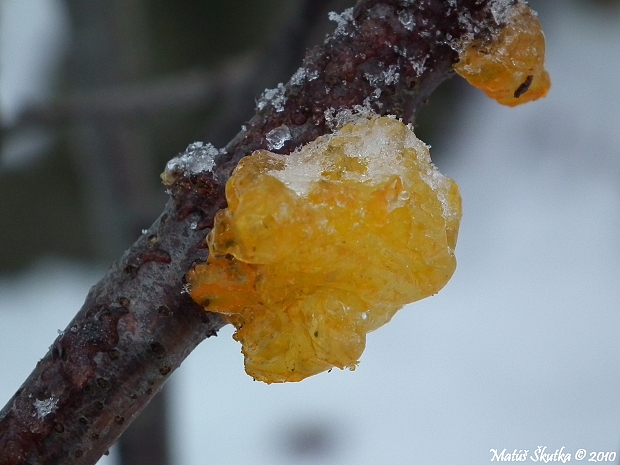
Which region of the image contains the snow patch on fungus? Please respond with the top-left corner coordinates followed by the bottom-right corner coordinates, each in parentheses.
top-left (161, 142), bottom-right (224, 185)
top-left (187, 115), bottom-right (461, 383)
top-left (490, 0), bottom-right (517, 24)
top-left (453, 2), bottom-right (551, 106)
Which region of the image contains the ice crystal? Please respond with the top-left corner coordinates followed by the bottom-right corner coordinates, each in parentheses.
top-left (162, 141), bottom-right (222, 184)
top-left (291, 68), bottom-right (320, 86)
top-left (363, 89), bottom-right (383, 109)
top-left (291, 68), bottom-right (307, 86)
top-left (364, 72), bottom-right (378, 87)
top-left (411, 54), bottom-right (428, 76)
top-left (398, 10), bottom-right (415, 31)
top-left (381, 65), bottom-right (400, 85)
top-left (364, 64), bottom-right (398, 88)
top-left (328, 8), bottom-right (354, 36)
top-left (257, 83), bottom-right (287, 112)
top-left (324, 106), bottom-right (378, 131)
top-left (490, 0), bottom-right (516, 24)
top-left (33, 397), bottom-right (58, 419)
top-left (266, 125), bottom-right (292, 151)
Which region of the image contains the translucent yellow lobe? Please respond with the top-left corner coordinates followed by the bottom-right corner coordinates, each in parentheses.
top-left (454, 2), bottom-right (551, 106)
top-left (187, 116), bottom-right (462, 383)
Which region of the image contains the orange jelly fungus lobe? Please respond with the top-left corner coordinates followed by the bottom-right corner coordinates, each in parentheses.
top-left (187, 116), bottom-right (462, 383)
top-left (454, 2), bottom-right (551, 106)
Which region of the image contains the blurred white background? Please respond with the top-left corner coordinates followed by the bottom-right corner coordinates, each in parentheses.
top-left (1, 1), bottom-right (619, 464)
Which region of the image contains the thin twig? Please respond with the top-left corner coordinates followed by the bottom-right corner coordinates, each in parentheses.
top-left (5, 58), bottom-right (255, 128)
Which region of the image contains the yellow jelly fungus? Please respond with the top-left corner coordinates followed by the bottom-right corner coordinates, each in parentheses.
top-left (453, 2), bottom-right (551, 106)
top-left (187, 116), bottom-right (462, 383)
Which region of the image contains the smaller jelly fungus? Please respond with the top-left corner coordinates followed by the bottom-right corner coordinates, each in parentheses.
top-left (187, 116), bottom-right (462, 383)
top-left (454, 2), bottom-right (551, 106)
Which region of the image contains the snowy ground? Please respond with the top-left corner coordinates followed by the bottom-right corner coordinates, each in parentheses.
top-left (1, 2), bottom-right (620, 464)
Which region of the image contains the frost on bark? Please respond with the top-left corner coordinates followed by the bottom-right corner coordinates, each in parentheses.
top-left (0, 1), bottom-right (503, 463)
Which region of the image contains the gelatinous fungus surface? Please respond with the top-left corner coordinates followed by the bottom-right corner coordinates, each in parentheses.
top-left (187, 116), bottom-right (462, 383)
top-left (454, 2), bottom-right (550, 106)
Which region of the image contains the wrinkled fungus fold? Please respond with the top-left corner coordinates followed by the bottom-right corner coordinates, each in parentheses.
top-left (188, 116), bottom-right (462, 383)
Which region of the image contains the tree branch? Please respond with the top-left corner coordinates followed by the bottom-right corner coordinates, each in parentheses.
top-left (0, 1), bottom-right (501, 463)
top-left (5, 59), bottom-right (255, 127)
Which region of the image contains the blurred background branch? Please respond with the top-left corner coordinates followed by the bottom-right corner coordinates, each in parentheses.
top-left (11, 62), bottom-right (253, 126)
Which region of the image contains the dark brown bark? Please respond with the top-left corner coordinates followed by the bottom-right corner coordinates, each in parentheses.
top-left (0, 1), bottom-right (502, 463)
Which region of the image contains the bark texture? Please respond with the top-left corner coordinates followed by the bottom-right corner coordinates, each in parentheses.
top-left (0, 0), bottom-right (502, 463)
